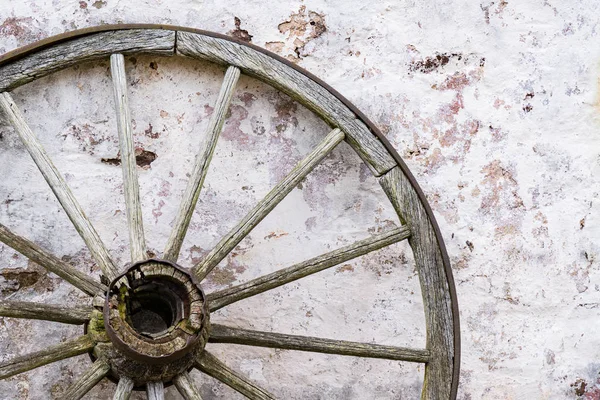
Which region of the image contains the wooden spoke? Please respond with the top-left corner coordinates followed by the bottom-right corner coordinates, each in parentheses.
top-left (113, 376), bottom-right (134, 400)
top-left (196, 351), bottom-right (275, 400)
top-left (0, 223), bottom-right (105, 296)
top-left (193, 128), bottom-right (344, 281)
top-left (163, 66), bottom-right (241, 262)
top-left (110, 53), bottom-right (146, 262)
top-left (62, 359), bottom-right (110, 400)
top-left (0, 335), bottom-right (95, 379)
top-left (146, 381), bottom-right (164, 400)
top-left (0, 92), bottom-right (119, 281)
top-left (208, 225), bottom-right (410, 311)
top-left (210, 324), bottom-right (430, 363)
top-left (174, 371), bottom-right (203, 400)
top-left (0, 301), bottom-right (92, 324)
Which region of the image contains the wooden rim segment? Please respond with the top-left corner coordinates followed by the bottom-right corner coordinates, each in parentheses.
top-left (0, 25), bottom-right (460, 399)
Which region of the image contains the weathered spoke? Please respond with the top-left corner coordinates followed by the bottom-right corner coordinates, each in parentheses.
top-left (62, 359), bottom-right (110, 400)
top-left (114, 376), bottom-right (134, 400)
top-left (110, 53), bottom-right (146, 262)
top-left (208, 226), bottom-right (410, 311)
top-left (164, 66), bottom-right (241, 262)
top-left (147, 381), bottom-right (164, 400)
top-left (210, 324), bottom-right (430, 363)
top-left (0, 301), bottom-right (92, 324)
top-left (174, 371), bottom-right (203, 400)
top-left (0, 335), bottom-right (94, 379)
top-left (193, 128), bottom-right (344, 281)
top-left (196, 351), bottom-right (275, 400)
top-left (0, 223), bottom-right (105, 296)
top-left (0, 92), bottom-right (119, 281)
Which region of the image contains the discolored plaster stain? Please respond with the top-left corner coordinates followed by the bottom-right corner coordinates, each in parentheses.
top-left (91, 0), bottom-right (106, 9)
top-left (64, 123), bottom-right (111, 155)
top-left (480, 160), bottom-right (524, 213)
top-left (572, 379), bottom-right (587, 397)
top-left (364, 250), bottom-right (411, 278)
top-left (206, 257), bottom-right (248, 287)
top-left (264, 231), bottom-right (288, 240)
top-left (273, 6), bottom-right (327, 62)
top-left (270, 92), bottom-right (298, 134)
top-left (144, 123), bottom-right (160, 139)
top-left (409, 53), bottom-right (459, 74)
top-left (221, 104), bottom-right (250, 145)
top-left (238, 92), bottom-right (257, 108)
top-left (0, 261), bottom-right (59, 295)
top-left (228, 17), bottom-right (253, 43)
top-left (101, 149), bottom-right (157, 169)
top-left (265, 41), bottom-right (285, 53)
top-left (481, 1), bottom-right (510, 25)
top-left (335, 264), bottom-right (354, 273)
top-left (0, 17), bottom-right (43, 45)
top-left (188, 245), bottom-right (206, 266)
top-left (151, 199), bottom-right (165, 222)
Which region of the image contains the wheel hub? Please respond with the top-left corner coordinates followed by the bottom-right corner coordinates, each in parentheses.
top-left (89, 259), bottom-right (209, 387)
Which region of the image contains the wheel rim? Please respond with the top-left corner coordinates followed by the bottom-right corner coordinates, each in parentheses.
top-left (0, 25), bottom-right (460, 399)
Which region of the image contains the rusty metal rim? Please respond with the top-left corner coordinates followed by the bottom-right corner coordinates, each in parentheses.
top-left (0, 24), bottom-right (460, 398)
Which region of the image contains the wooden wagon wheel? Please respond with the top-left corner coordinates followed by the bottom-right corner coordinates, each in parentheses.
top-left (0, 25), bottom-right (460, 399)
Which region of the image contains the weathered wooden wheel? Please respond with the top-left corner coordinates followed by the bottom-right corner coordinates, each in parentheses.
top-left (0, 25), bottom-right (459, 399)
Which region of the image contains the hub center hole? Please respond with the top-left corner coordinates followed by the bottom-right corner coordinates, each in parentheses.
top-left (130, 292), bottom-right (175, 334)
top-left (127, 280), bottom-right (186, 337)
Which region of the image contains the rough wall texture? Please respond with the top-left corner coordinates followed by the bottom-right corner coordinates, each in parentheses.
top-left (0, 1), bottom-right (598, 399)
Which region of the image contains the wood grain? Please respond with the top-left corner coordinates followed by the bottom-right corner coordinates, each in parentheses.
top-left (0, 301), bottom-right (92, 324)
top-left (192, 128), bottom-right (344, 281)
top-left (147, 381), bottom-right (165, 400)
top-left (0, 223), bottom-right (106, 296)
top-left (110, 53), bottom-right (147, 262)
top-left (196, 351), bottom-right (275, 400)
top-left (176, 31), bottom-right (396, 176)
top-left (114, 376), bottom-right (134, 400)
top-left (164, 65), bottom-right (240, 262)
top-left (174, 372), bottom-right (204, 400)
top-left (62, 359), bottom-right (110, 400)
top-left (379, 166), bottom-right (455, 399)
top-left (208, 225), bottom-right (411, 311)
top-left (0, 92), bottom-right (119, 281)
top-left (0, 335), bottom-right (95, 379)
top-left (210, 324), bottom-right (430, 363)
top-left (0, 29), bottom-right (175, 92)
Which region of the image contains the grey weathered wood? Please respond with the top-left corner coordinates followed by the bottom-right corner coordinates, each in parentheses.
top-left (379, 167), bottom-right (455, 399)
top-left (164, 65), bottom-right (241, 262)
top-left (193, 128), bottom-right (344, 281)
top-left (0, 223), bottom-right (106, 295)
top-left (110, 53), bottom-right (147, 262)
top-left (210, 324), bottom-right (430, 363)
top-left (114, 376), bottom-right (135, 400)
top-left (0, 29), bottom-right (175, 92)
top-left (196, 351), bottom-right (275, 400)
top-left (0, 301), bottom-right (92, 324)
top-left (147, 381), bottom-right (165, 400)
top-left (0, 335), bottom-right (95, 379)
top-left (0, 92), bottom-right (119, 281)
top-left (62, 359), bottom-right (110, 400)
top-left (208, 225), bottom-right (411, 311)
top-left (177, 31), bottom-right (396, 176)
top-left (174, 372), bottom-right (204, 400)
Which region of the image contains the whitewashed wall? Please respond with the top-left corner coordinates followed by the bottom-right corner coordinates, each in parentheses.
top-left (0, 1), bottom-right (598, 399)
